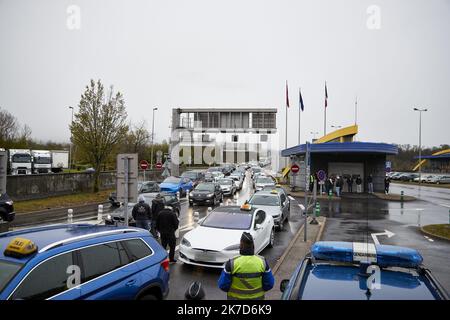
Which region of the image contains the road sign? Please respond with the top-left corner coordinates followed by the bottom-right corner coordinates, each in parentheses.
top-left (139, 160), bottom-right (149, 170)
top-left (291, 164), bottom-right (300, 174)
top-left (317, 170), bottom-right (326, 181)
top-left (386, 161), bottom-right (392, 173)
top-left (155, 162), bottom-right (163, 169)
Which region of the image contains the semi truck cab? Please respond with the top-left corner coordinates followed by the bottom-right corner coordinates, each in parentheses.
top-left (8, 149), bottom-right (32, 175)
top-left (31, 150), bottom-right (52, 174)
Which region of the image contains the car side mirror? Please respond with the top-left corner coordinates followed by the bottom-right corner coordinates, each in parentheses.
top-left (255, 223), bottom-right (262, 230)
top-left (280, 279), bottom-right (289, 292)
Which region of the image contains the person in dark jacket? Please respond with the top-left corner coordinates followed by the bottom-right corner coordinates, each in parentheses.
top-left (356, 176), bottom-right (362, 193)
top-left (384, 176), bottom-right (391, 194)
top-left (151, 194), bottom-right (165, 238)
top-left (367, 174), bottom-right (374, 194)
top-left (346, 176), bottom-right (354, 193)
top-left (156, 207), bottom-right (179, 263)
top-left (132, 195), bottom-right (152, 230)
top-left (218, 232), bottom-right (274, 300)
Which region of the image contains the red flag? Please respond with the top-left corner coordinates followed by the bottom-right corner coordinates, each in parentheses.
top-left (325, 82), bottom-right (328, 108)
top-left (286, 81), bottom-right (290, 108)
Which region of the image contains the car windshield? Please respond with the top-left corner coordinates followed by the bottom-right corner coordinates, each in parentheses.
top-left (256, 177), bottom-right (274, 184)
top-left (163, 177), bottom-right (181, 184)
top-left (182, 172), bottom-right (198, 180)
top-left (201, 211), bottom-right (252, 230)
top-left (218, 179), bottom-right (233, 185)
top-left (252, 167), bottom-right (261, 172)
top-left (0, 260), bottom-right (23, 293)
top-left (139, 182), bottom-right (159, 192)
top-left (249, 194), bottom-right (279, 206)
top-left (207, 167), bottom-right (221, 172)
top-left (195, 183), bottom-right (215, 191)
top-left (12, 154), bottom-right (31, 163)
top-left (34, 156), bottom-right (51, 164)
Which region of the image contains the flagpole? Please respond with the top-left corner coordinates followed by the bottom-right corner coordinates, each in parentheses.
top-left (355, 95), bottom-right (358, 125)
top-left (298, 88), bottom-right (302, 145)
top-left (324, 81), bottom-right (327, 136)
top-left (285, 81), bottom-right (288, 168)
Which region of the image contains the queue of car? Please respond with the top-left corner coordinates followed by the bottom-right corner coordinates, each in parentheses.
top-left (388, 171), bottom-right (450, 184)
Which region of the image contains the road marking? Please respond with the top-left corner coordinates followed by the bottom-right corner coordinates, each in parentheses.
top-left (371, 230), bottom-right (395, 245)
top-left (423, 235), bottom-right (434, 242)
top-left (439, 203), bottom-right (450, 209)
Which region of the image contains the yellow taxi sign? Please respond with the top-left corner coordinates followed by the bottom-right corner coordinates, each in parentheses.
top-left (4, 237), bottom-right (38, 257)
top-left (240, 203), bottom-right (252, 211)
top-left (270, 189), bottom-right (279, 194)
top-left (275, 184), bottom-right (282, 188)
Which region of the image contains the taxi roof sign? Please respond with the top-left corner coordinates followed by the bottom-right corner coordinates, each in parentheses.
top-left (240, 203), bottom-right (252, 211)
top-left (4, 237), bottom-right (38, 258)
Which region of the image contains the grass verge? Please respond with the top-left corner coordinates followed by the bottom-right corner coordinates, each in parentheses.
top-left (422, 224), bottom-right (450, 240)
top-left (14, 189), bottom-right (113, 214)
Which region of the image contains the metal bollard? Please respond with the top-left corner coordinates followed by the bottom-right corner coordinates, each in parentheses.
top-left (207, 207), bottom-right (212, 214)
top-left (176, 191), bottom-right (180, 200)
top-left (97, 204), bottom-right (103, 222)
top-left (400, 191), bottom-right (404, 202)
top-left (310, 202), bottom-right (320, 225)
top-left (67, 209), bottom-right (73, 224)
top-left (193, 211), bottom-right (199, 224)
top-left (418, 212), bottom-right (421, 227)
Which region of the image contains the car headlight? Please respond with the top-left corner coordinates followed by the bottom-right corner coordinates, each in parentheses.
top-left (207, 193), bottom-right (214, 197)
top-left (189, 192), bottom-right (194, 197)
top-left (224, 244), bottom-right (240, 251)
top-left (181, 238), bottom-right (191, 247)
top-left (106, 214), bottom-right (112, 220)
top-left (5, 201), bottom-right (13, 206)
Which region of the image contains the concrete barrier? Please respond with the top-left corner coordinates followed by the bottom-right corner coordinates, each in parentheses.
top-left (6, 171), bottom-right (116, 201)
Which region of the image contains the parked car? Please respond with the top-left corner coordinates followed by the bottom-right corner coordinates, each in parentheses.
top-left (181, 170), bottom-right (205, 188)
top-left (160, 176), bottom-right (193, 196)
top-left (189, 182), bottom-right (223, 206)
top-left (413, 175), bottom-right (434, 183)
top-left (280, 241), bottom-right (448, 300)
top-left (399, 173), bottom-right (419, 182)
top-left (105, 192), bottom-right (181, 226)
top-left (0, 224), bottom-right (170, 300)
top-left (109, 181), bottom-right (160, 207)
top-left (435, 175), bottom-right (450, 184)
top-left (211, 171), bottom-right (225, 182)
top-left (0, 193), bottom-right (15, 223)
top-left (217, 178), bottom-right (237, 196)
top-left (253, 175), bottom-right (276, 191)
top-left (179, 204), bottom-right (275, 268)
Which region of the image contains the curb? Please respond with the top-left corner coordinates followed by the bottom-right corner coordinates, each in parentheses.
top-left (272, 217), bottom-right (327, 275)
top-left (420, 226), bottom-right (450, 242)
top-left (15, 201), bottom-right (109, 216)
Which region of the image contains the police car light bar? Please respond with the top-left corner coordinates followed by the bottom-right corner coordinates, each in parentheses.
top-left (311, 241), bottom-right (423, 268)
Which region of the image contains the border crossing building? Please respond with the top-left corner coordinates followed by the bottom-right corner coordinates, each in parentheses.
top-left (281, 125), bottom-right (398, 193)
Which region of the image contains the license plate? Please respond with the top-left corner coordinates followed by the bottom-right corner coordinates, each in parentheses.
top-left (195, 252), bottom-right (215, 261)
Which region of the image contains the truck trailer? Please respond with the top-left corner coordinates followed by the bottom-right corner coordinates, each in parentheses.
top-left (51, 150), bottom-right (69, 173)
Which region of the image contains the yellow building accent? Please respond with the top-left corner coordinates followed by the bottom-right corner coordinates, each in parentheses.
top-left (412, 149), bottom-right (450, 171)
top-left (314, 125), bottom-right (358, 144)
top-left (282, 165), bottom-right (291, 178)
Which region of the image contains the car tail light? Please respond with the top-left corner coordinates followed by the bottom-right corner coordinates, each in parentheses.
top-left (161, 258), bottom-right (170, 272)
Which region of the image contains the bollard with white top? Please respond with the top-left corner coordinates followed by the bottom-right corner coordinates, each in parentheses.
top-left (67, 209), bottom-right (73, 224)
top-left (97, 204), bottom-right (103, 223)
top-left (207, 207), bottom-right (212, 214)
top-left (193, 211), bottom-right (199, 224)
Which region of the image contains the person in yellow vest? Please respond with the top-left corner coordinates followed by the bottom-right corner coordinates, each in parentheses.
top-left (218, 232), bottom-right (274, 300)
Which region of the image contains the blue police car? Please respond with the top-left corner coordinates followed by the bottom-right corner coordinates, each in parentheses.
top-left (280, 241), bottom-right (448, 300)
top-left (0, 224), bottom-right (170, 300)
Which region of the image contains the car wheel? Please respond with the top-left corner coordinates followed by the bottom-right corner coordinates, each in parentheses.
top-left (278, 218), bottom-right (284, 231)
top-left (268, 229), bottom-right (275, 248)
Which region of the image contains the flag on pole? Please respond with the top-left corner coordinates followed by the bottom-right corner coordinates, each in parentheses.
top-left (325, 82), bottom-right (328, 108)
top-left (286, 81), bottom-right (290, 108)
top-left (299, 88), bottom-right (304, 111)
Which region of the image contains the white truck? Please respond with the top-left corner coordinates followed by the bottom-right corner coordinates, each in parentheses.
top-left (51, 150), bottom-right (69, 173)
top-left (31, 150), bottom-right (52, 174)
top-left (8, 149), bottom-right (32, 175)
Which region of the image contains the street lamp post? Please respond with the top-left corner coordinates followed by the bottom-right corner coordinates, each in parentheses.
top-left (413, 108), bottom-right (428, 187)
top-left (150, 107), bottom-right (158, 170)
top-left (69, 106), bottom-right (74, 173)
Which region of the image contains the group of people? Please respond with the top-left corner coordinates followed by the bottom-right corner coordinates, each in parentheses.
top-left (309, 173), bottom-right (391, 195)
top-left (131, 195), bottom-right (179, 263)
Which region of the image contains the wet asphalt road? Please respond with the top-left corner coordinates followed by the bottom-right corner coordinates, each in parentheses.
top-left (167, 171), bottom-right (305, 300)
top-left (317, 193), bottom-right (450, 293)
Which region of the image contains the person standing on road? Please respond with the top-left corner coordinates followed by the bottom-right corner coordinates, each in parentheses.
top-left (347, 176), bottom-right (354, 193)
top-left (309, 174), bottom-right (315, 192)
top-left (335, 176), bottom-right (343, 197)
top-left (151, 194), bottom-right (165, 238)
top-left (385, 176), bottom-right (391, 194)
top-left (132, 195), bottom-right (152, 231)
top-left (367, 174), bottom-right (374, 194)
top-left (356, 175), bottom-right (362, 193)
top-left (156, 207), bottom-right (179, 263)
top-left (218, 232), bottom-right (274, 300)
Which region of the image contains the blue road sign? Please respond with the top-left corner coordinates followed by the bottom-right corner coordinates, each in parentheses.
top-left (317, 170), bottom-right (326, 181)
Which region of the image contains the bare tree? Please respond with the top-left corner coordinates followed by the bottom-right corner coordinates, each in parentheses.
top-left (0, 108), bottom-right (18, 143)
top-left (71, 79), bottom-right (129, 192)
top-left (126, 120), bottom-right (150, 154)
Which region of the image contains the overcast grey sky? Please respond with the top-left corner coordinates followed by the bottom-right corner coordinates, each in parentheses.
top-left (1, 0), bottom-right (449, 149)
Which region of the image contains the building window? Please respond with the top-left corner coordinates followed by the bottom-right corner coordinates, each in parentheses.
top-left (260, 135), bottom-right (268, 142)
top-left (232, 135), bottom-right (238, 142)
